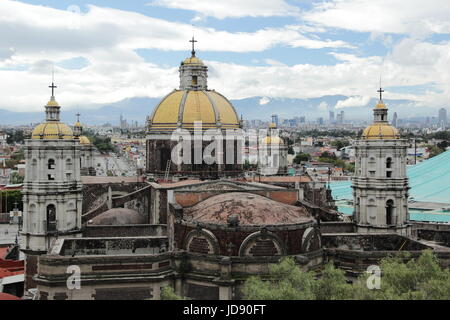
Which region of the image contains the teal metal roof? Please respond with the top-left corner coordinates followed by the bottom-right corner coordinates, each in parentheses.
top-left (330, 149), bottom-right (450, 204)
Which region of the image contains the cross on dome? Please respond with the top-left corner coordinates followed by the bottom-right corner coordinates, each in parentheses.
top-left (190, 36), bottom-right (197, 57)
top-left (49, 82), bottom-right (57, 97)
top-left (377, 87), bottom-right (384, 101)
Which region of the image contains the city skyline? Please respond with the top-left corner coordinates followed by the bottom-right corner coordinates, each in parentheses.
top-left (1, 0), bottom-right (450, 118)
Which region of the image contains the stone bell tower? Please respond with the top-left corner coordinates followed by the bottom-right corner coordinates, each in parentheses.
top-left (179, 36), bottom-right (208, 90)
top-left (352, 87), bottom-right (410, 235)
top-left (20, 82), bottom-right (83, 290)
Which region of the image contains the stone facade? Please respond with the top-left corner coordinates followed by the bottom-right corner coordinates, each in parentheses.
top-left (352, 95), bottom-right (411, 235)
top-left (20, 91), bottom-right (83, 290)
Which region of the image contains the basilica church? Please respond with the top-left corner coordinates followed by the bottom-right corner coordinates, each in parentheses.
top-left (18, 42), bottom-right (450, 300)
top-left (146, 38), bottom-right (244, 179)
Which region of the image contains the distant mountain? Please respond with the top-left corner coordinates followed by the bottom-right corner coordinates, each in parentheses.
top-left (0, 95), bottom-right (431, 126)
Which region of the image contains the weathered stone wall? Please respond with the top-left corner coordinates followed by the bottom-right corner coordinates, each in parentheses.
top-left (417, 230), bottom-right (450, 247)
top-left (83, 224), bottom-right (167, 238)
top-left (174, 221), bottom-right (319, 256)
top-left (322, 233), bottom-right (429, 251)
top-left (82, 182), bottom-right (147, 214)
top-left (174, 189), bottom-right (298, 208)
top-left (320, 222), bottom-right (355, 234)
top-left (36, 252), bottom-right (173, 300)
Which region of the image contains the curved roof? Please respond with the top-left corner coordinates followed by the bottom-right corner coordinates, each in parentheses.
top-left (374, 101), bottom-right (387, 109)
top-left (330, 149), bottom-right (450, 204)
top-left (362, 123), bottom-right (400, 140)
top-left (31, 97), bottom-right (74, 140)
top-left (183, 192), bottom-right (312, 226)
top-left (0, 293), bottom-right (21, 300)
top-left (182, 56), bottom-right (204, 66)
top-left (89, 208), bottom-right (146, 225)
top-left (261, 136), bottom-right (284, 145)
top-left (149, 90), bottom-right (240, 132)
top-left (32, 122), bottom-right (74, 140)
top-left (79, 135), bottom-right (91, 145)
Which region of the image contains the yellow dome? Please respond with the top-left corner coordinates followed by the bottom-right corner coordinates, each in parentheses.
top-left (149, 90), bottom-right (240, 132)
top-left (261, 136), bottom-right (284, 145)
top-left (362, 123), bottom-right (399, 140)
top-left (374, 101), bottom-right (387, 109)
top-left (182, 56), bottom-right (204, 65)
top-left (46, 98), bottom-right (60, 107)
top-left (74, 121), bottom-right (82, 127)
top-left (269, 122), bottom-right (277, 129)
top-left (32, 122), bottom-right (74, 140)
top-left (79, 135), bottom-right (91, 145)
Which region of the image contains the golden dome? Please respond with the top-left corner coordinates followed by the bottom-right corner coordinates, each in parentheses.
top-left (374, 101), bottom-right (387, 109)
top-left (182, 56), bottom-right (204, 65)
top-left (261, 136), bottom-right (284, 145)
top-left (269, 122), bottom-right (277, 129)
top-left (74, 121), bottom-right (82, 127)
top-left (79, 135), bottom-right (91, 145)
top-left (149, 90), bottom-right (240, 132)
top-left (46, 98), bottom-right (60, 107)
top-left (362, 123), bottom-right (399, 140)
top-left (32, 122), bottom-right (74, 140)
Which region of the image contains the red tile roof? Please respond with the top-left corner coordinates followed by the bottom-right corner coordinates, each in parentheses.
top-left (0, 293), bottom-right (21, 300)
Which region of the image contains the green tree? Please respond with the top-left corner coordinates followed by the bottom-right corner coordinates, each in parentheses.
top-left (288, 146), bottom-right (295, 155)
top-left (293, 153), bottom-right (310, 164)
top-left (242, 258), bottom-right (317, 300)
top-left (241, 251), bottom-right (450, 300)
top-left (10, 172), bottom-right (24, 184)
top-left (160, 286), bottom-right (188, 300)
top-left (427, 145), bottom-right (443, 158)
top-left (314, 262), bottom-right (352, 300)
top-left (355, 250), bottom-right (450, 300)
top-left (0, 190), bottom-right (23, 212)
top-left (331, 139), bottom-right (350, 151)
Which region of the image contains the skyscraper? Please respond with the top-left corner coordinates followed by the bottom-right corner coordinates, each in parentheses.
top-left (329, 111), bottom-right (335, 124)
top-left (392, 112), bottom-right (398, 127)
top-left (336, 110), bottom-right (344, 125)
top-left (438, 108), bottom-right (447, 129)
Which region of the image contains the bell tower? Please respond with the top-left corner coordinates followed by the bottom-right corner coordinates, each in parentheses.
top-left (352, 87), bottom-right (411, 235)
top-left (20, 82), bottom-right (83, 290)
top-left (179, 37), bottom-right (208, 90)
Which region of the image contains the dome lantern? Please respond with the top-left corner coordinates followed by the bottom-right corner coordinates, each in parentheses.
top-left (362, 87), bottom-right (399, 140)
top-left (31, 81), bottom-right (74, 140)
top-left (179, 36), bottom-right (208, 91)
top-left (148, 39), bottom-right (241, 133)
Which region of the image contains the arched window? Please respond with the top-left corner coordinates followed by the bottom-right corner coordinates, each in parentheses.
top-left (46, 204), bottom-right (57, 232)
top-left (66, 158), bottom-right (72, 170)
top-left (386, 157), bottom-right (392, 169)
top-left (192, 76), bottom-right (198, 86)
top-left (386, 200), bottom-right (394, 225)
top-left (48, 159), bottom-right (55, 170)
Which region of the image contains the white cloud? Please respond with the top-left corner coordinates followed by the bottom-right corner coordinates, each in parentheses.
top-left (149, 0), bottom-right (301, 19)
top-left (335, 96), bottom-right (371, 109)
top-left (318, 101), bottom-right (329, 111)
top-left (264, 59), bottom-right (287, 67)
top-left (259, 97), bottom-right (271, 105)
top-left (0, 0), bottom-right (354, 112)
top-left (1, 0), bottom-right (450, 117)
top-left (304, 0), bottom-right (450, 36)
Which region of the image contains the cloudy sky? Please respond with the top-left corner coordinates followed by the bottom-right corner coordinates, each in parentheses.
top-left (1, 0), bottom-right (450, 116)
